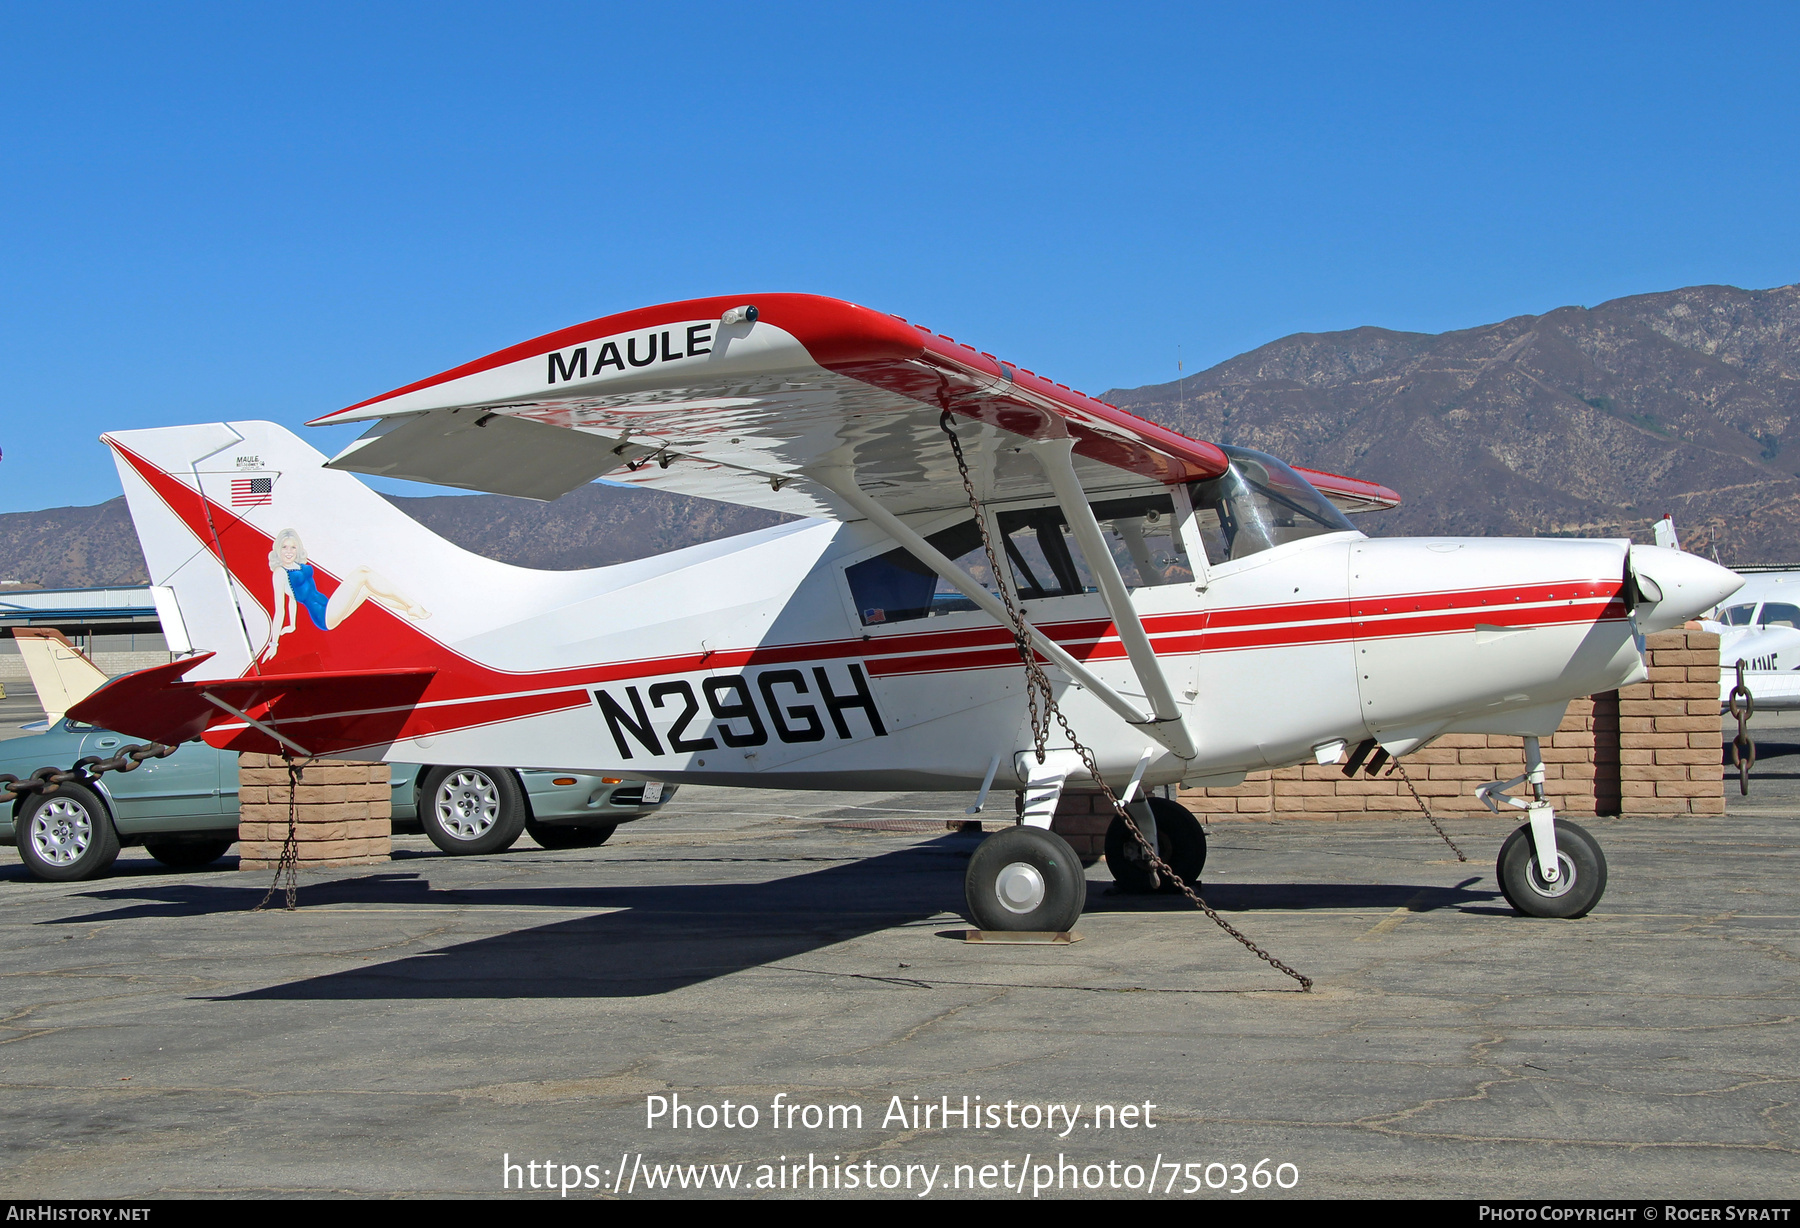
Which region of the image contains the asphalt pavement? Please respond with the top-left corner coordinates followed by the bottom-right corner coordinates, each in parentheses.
top-left (0, 690), bottom-right (1795, 1199)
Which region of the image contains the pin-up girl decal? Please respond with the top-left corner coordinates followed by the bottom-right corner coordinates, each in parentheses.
top-left (259, 528), bottom-right (431, 662)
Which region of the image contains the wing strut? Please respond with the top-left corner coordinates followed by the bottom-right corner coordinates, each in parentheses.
top-left (804, 465), bottom-right (1196, 760)
top-left (1024, 436), bottom-right (1197, 754)
top-left (198, 690), bottom-right (315, 758)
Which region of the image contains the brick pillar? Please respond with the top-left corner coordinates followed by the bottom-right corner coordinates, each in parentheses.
top-left (1177, 627), bottom-right (1721, 821)
top-left (1618, 627), bottom-right (1724, 816)
top-left (1048, 789), bottom-right (1110, 865)
top-left (237, 753), bottom-right (391, 869)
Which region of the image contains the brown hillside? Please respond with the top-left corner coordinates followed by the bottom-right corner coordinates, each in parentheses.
top-left (1104, 283), bottom-right (1800, 564)
top-left (0, 486), bottom-right (790, 589)
top-left (5, 282), bottom-right (1798, 586)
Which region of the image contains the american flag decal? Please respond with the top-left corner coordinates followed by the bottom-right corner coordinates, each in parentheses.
top-left (231, 477), bottom-right (273, 508)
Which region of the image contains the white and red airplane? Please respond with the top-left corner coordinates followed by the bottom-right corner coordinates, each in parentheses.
top-left (73, 293), bottom-right (1740, 928)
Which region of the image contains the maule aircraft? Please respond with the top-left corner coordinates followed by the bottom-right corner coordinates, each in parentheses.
top-left (66, 293), bottom-right (1741, 935)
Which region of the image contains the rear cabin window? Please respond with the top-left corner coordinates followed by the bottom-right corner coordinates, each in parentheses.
top-left (844, 520), bottom-right (992, 626)
top-left (1761, 603), bottom-right (1800, 629)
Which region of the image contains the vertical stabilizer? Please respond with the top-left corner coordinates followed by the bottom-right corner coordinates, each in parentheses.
top-left (1653, 514), bottom-right (1681, 551)
top-left (100, 420), bottom-right (563, 683)
top-left (14, 628), bottom-right (110, 723)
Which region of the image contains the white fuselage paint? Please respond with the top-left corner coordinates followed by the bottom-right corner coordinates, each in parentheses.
top-left (104, 422), bottom-right (1735, 794)
top-left (368, 525), bottom-right (1649, 792)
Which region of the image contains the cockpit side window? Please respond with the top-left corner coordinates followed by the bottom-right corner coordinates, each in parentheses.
top-left (996, 494), bottom-right (1195, 599)
top-left (1187, 445), bottom-right (1355, 565)
top-left (1722, 604), bottom-right (1757, 626)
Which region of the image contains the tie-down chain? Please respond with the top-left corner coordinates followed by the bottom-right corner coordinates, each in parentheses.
top-left (1727, 659), bottom-right (1755, 797)
top-left (0, 741), bottom-right (178, 805)
top-left (938, 412), bottom-right (1312, 991)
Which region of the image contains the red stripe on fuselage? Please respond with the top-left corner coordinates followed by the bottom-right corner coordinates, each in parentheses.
top-left (108, 435), bottom-right (1630, 744)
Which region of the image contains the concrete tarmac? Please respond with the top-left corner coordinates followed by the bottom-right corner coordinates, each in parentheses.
top-left (0, 694), bottom-right (1795, 1198)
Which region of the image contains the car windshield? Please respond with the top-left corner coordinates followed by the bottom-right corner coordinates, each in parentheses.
top-left (1187, 445), bottom-right (1355, 564)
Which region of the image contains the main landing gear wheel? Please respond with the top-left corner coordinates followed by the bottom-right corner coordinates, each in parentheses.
top-left (17, 781), bottom-right (121, 882)
top-left (526, 818), bottom-right (618, 849)
top-left (1497, 818), bottom-right (1607, 918)
top-left (1104, 796), bottom-right (1207, 894)
top-left (420, 766), bottom-right (528, 855)
top-left (964, 825), bottom-right (1086, 932)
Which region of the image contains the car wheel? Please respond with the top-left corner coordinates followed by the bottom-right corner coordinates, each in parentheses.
top-left (17, 782), bottom-right (121, 882)
top-left (419, 766), bottom-right (527, 855)
top-left (964, 825), bottom-right (1087, 932)
top-left (526, 818), bottom-right (618, 849)
top-left (144, 839), bottom-right (234, 869)
top-left (1104, 796), bottom-right (1207, 894)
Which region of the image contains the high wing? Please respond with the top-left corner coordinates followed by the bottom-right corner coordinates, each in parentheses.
top-left (311, 293), bottom-right (1398, 517)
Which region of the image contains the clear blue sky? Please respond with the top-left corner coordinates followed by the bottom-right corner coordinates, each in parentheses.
top-left (2, 1), bottom-right (1796, 511)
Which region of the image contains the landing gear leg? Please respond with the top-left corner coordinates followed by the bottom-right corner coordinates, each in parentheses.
top-left (1481, 736), bottom-right (1609, 918)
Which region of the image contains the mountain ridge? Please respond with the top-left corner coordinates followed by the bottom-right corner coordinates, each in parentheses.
top-left (1101, 282), bottom-right (1800, 559)
top-left (4, 280), bottom-right (1797, 589)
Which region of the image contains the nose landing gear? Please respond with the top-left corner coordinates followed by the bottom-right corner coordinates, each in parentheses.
top-left (1477, 735), bottom-right (1609, 918)
top-left (1497, 818), bottom-right (1607, 918)
top-left (1105, 796), bottom-right (1207, 894)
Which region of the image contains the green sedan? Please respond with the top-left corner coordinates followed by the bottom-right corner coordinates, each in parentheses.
top-left (1, 718), bottom-right (675, 881)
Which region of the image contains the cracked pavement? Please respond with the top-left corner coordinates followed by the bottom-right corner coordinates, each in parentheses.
top-left (0, 698), bottom-right (1795, 1198)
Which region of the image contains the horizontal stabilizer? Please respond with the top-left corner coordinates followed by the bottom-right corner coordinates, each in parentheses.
top-left (69, 656), bottom-right (438, 757)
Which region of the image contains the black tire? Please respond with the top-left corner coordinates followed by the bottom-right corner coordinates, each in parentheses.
top-left (16, 781), bottom-right (121, 882)
top-left (1105, 796), bottom-right (1207, 894)
top-left (419, 766), bottom-right (528, 855)
top-left (526, 818), bottom-right (618, 849)
top-left (1497, 818), bottom-right (1607, 918)
top-left (964, 825), bottom-right (1086, 932)
top-left (144, 839), bottom-right (234, 869)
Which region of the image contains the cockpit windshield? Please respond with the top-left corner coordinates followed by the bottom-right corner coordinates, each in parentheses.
top-left (1187, 445), bottom-right (1355, 565)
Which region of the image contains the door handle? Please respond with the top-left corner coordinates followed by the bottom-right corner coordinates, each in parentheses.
top-left (96, 739), bottom-right (119, 749)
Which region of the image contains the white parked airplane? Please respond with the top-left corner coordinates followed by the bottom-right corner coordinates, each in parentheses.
top-left (72, 294), bottom-right (1740, 928)
top-left (1645, 515), bottom-right (1800, 709)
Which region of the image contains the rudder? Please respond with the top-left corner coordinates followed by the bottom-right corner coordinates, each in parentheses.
top-left (103, 420), bottom-right (507, 681)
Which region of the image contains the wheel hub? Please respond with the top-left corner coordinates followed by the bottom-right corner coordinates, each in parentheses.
top-left (31, 800), bottom-right (92, 865)
top-left (994, 861), bottom-right (1046, 914)
top-left (436, 771), bottom-right (499, 840)
top-left (1526, 851), bottom-right (1578, 898)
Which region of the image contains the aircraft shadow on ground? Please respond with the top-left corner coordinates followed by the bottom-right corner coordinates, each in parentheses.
top-left (34, 836), bottom-right (1501, 999)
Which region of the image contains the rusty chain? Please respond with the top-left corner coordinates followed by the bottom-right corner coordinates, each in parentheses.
top-left (938, 412), bottom-right (1312, 991)
top-left (1393, 758), bottom-right (1468, 861)
top-left (0, 741), bottom-right (178, 806)
top-left (1727, 659), bottom-right (1755, 797)
top-left (1, 735), bottom-right (308, 909)
top-left (253, 757), bottom-right (305, 912)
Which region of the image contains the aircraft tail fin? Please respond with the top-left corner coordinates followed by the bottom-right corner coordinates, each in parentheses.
top-left (99, 420), bottom-right (548, 684)
top-left (1653, 514), bottom-right (1681, 551)
top-left (13, 628), bottom-right (109, 724)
